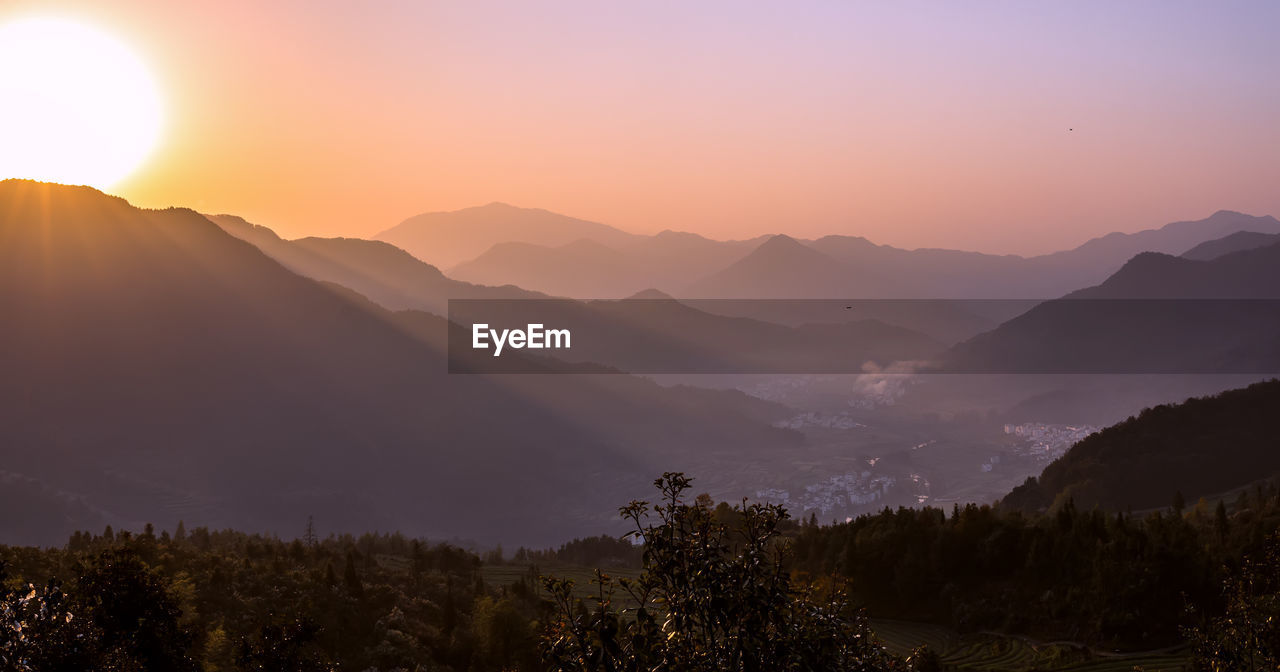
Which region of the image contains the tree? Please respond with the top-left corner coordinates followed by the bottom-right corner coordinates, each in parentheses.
top-left (1191, 535), bottom-right (1280, 671)
top-left (303, 516), bottom-right (318, 548)
top-left (237, 617), bottom-right (332, 672)
top-left (1215, 500), bottom-right (1230, 541)
top-left (473, 595), bottom-right (536, 669)
top-left (0, 561), bottom-right (101, 671)
top-left (342, 552), bottom-right (364, 599)
top-left (72, 547), bottom-right (199, 671)
top-left (541, 472), bottom-right (907, 671)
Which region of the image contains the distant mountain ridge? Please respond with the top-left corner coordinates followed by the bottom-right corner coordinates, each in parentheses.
top-left (375, 202), bottom-right (640, 270)
top-left (942, 240), bottom-right (1280, 374)
top-left (1067, 241), bottom-right (1280, 299)
top-left (447, 238), bottom-right (646, 298)
top-left (448, 229), bottom-right (768, 298)
top-left (684, 234), bottom-right (903, 299)
top-left (1181, 230), bottom-right (1280, 261)
top-left (213, 213), bottom-right (544, 314)
top-left (401, 205), bottom-right (1280, 299)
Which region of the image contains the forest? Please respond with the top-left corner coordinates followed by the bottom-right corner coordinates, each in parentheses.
top-left (5, 473), bottom-right (1280, 670)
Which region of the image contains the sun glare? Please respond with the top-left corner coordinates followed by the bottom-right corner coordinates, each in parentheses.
top-left (0, 17), bottom-right (164, 190)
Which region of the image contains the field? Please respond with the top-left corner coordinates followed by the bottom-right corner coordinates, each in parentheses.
top-left (871, 619), bottom-right (1191, 672)
top-left (483, 562), bottom-right (645, 610)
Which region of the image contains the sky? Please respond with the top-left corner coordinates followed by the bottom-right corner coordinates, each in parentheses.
top-left (3, 1), bottom-right (1280, 255)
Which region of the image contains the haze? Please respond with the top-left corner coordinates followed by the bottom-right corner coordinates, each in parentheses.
top-left (9, 0), bottom-right (1280, 254)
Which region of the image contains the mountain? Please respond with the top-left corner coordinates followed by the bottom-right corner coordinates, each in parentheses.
top-left (217, 214), bottom-right (942, 371)
top-left (616, 230), bottom-right (767, 290)
top-left (1001, 379), bottom-right (1280, 512)
top-left (805, 211), bottom-right (1280, 298)
top-left (0, 180), bottom-right (800, 547)
top-left (450, 295), bottom-right (945, 374)
top-left (684, 234), bottom-right (901, 298)
top-left (1181, 230), bottom-right (1280, 261)
top-left (446, 229), bottom-right (767, 298)
top-left (212, 214), bottom-right (541, 314)
top-left (408, 208), bottom-right (1280, 302)
top-left (447, 238), bottom-right (648, 298)
top-left (1067, 242), bottom-right (1280, 299)
top-left (1030, 210), bottom-right (1280, 284)
top-left (374, 202), bottom-right (640, 269)
top-left (942, 243), bottom-right (1280, 373)
top-left (805, 235), bottom-right (1041, 297)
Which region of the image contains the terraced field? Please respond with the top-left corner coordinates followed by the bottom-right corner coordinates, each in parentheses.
top-left (871, 619), bottom-right (1190, 671)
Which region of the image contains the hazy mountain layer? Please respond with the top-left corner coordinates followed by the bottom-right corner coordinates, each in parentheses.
top-left (1181, 230), bottom-right (1280, 261)
top-left (432, 206), bottom-right (1280, 300)
top-left (375, 202), bottom-right (640, 270)
top-left (212, 213), bottom-right (544, 314)
top-left (0, 180), bottom-right (798, 547)
top-left (942, 242), bottom-right (1280, 373)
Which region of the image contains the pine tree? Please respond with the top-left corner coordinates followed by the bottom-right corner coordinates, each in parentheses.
top-left (442, 576), bottom-right (457, 636)
top-left (303, 515), bottom-right (318, 548)
top-left (343, 552), bottom-right (363, 598)
top-left (1215, 500), bottom-right (1230, 541)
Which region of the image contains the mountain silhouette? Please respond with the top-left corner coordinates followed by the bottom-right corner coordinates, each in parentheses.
top-left (212, 214), bottom-right (542, 314)
top-left (942, 242), bottom-right (1280, 373)
top-left (1068, 242), bottom-right (1280, 299)
top-left (1181, 230), bottom-right (1280, 261)
top-left (684, 234), bottom-right (901, 298)
top-left (0, 180), bottom-right (800, 546)
top-left (447, 229), bottom-right (768, 298)
top-left (374, 202), bottom-right (639, 269)
top-left (427, 208), bottom-right (1280, 300)
top-left (448, 238), bottom-right (648, 298)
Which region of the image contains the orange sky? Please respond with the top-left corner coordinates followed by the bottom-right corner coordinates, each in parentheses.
top-left (5, 1), bottom-right (1280, 255)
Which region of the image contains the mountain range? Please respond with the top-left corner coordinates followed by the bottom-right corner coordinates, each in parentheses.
top-left (5, 178), bottom-right (1280, 547)
top-left (212, 213), bottom-right (543, 315)
top-left (0, 180), bottom-right (800, 546)
top-left (381, 205), bottom-right (1280, 299)
top-left (1180, 230), bottom-right (1280, 261)
top-left (375, 202), bottom-right (640, 270)
top-left (942, 241), bottom-right (1280, 374)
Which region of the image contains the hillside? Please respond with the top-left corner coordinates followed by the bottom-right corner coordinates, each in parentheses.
top-left (1182, 230), bottom-right (1280, 260)
top-left (1067, 243), bottom-right (1280, 299)
top-left (0, 180), bottom-right (799, 547)
top-left (1001, 379), bottom-right (1280, 512)
top-left (942, 242), bottom-right (1280, 373)
top-left (212, 213), bottom-right (542, 313)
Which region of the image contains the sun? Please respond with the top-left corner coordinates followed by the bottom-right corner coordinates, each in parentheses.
top-left (0, 17), bottom-right (164, 190)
